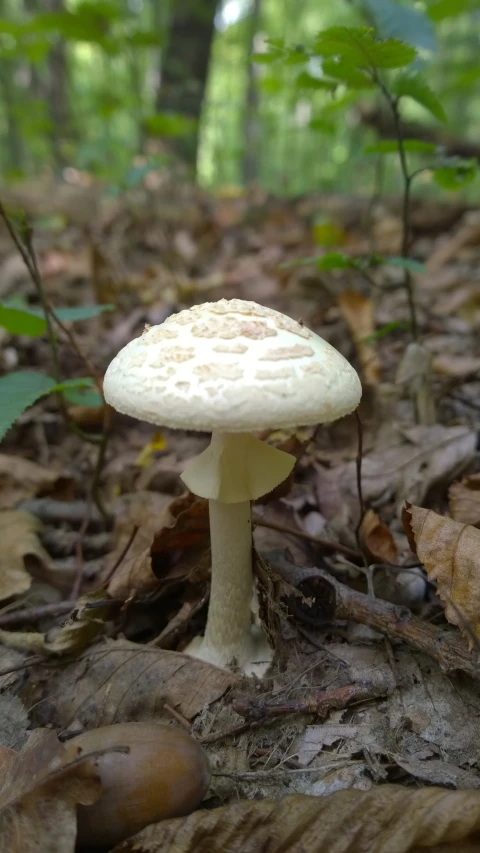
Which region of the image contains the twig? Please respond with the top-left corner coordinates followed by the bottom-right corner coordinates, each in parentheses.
top-left (233, 682), bottom-right (386, 721)
top-left (253, 516), bottom-right (361, 561)
top-left (0, 601), bottom-right (75, 629)
top-left (272, 559), bottom-right (480, 678)
top-left (98, 525), bottom-right (140, 588)
top-left (354, 410), bottom-right (365, 541)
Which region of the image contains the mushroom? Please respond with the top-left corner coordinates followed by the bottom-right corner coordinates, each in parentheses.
top-left (103, 299), bottom-right (361, 676)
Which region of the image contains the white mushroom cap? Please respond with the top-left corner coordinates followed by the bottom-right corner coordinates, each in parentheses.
top-left (103, 299), bottom-right (362, 432)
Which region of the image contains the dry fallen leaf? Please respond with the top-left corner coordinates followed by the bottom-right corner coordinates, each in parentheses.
top-left (32, 638), bottom-right (236, 731)
top-left (337, 289), bottom-right (380, 386)
top-left (342, 425), bottom-right (476, 508)
top-left (113, 786), bottom-right (480, 853)
top-left (0, 510), bottom-right (53, 602)
top-left (359, 509), bottom-right (398, 563)
top-left (105, 492), bottom-right (209, 601)
top-left (432, 354), bottom-right (480, 379)
top-left (0, 454), bottom-right (71, 510)
top-left (449, 473), bottom-right (480, 528)
top-left (403, 504), bottom-right (480, 643)
top-left (0, 727), bottom-right (100, 853)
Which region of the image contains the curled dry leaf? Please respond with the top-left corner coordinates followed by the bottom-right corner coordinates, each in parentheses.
top-left (359, 509), bottom-right (398, 563)
top-left (113, 786), bottom-right (480, 853)
top-left (337, 289), bottom-right (380, 386)
top-left (403, 503), bottom-right (480, 642)
top-left (0, 510), bottom-right (53, 602)
top-left (105, 492), bottom-right (209, 601)
top-left (0, 727), bottom-right (101, 853)
top-left (0, 591), bottom-right (111, 656)
top-left (449, 473), bottom-right (480, 528)
top-left (32, 638), bottom-right (236, 731)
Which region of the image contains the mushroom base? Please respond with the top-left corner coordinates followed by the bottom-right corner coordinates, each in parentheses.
top-left (185, 624), bottom-right (274, 678)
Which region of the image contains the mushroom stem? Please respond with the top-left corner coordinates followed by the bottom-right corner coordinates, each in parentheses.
top-left (203, 498), bottom-right (253, 664)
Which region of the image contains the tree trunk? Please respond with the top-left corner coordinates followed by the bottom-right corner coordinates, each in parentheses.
top-left (242, 0), bottom-right (261, 185)
top-left (45, 0), bottom-right (70, 169)
top-left (155, 0), bottom-right (219, 167)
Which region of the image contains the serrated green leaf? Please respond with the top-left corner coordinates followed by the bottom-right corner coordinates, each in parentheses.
top-left (321, 57), bottom-right (375, 87)
top-left (362, 0), bottom-right (436, 51)
top-left (392, 73), bottom-right (447, 122)
top-left (363, 139), bottom-right (437, 154)
top-left (313, 26), bottom-right (416, 69)
top-left (0, 303), bottom-right (46, 337)
top-left (0, 371), bottom-right (57, 440)
top-left (295, 71), bottom-right (336, 91)
top-left (433, 158), bottom-right (477, 190)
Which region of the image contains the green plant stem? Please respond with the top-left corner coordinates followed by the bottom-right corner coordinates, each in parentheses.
top-left (373, 78), bottom-right (418, 342)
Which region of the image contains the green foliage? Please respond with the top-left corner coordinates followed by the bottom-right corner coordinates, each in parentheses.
top-left (362, 319), bottom-right (411, 343)
top-left (361, 0), bottom-right (436, 51)
top-left (321, 58), bottom-right (376, 87)
top-left (0, 301), bottom-right (114, 337)
top-left (0, 372), bottom-right (96, 441)
top-left (426, 0), bottom-right (473, 21)
top-left (433, 157), bottom-right (477, 190)
top-left (363, 139), bottom-right (438, 154)
top-left (391, 72), bottom-right (447, 122)
top-left (143, 113), bottom-right (195, 138)
top-left (0, 303), bottom-right (46, 337)
top-left (313, 26), bottom-right (416, 69)
top-left (295, 71), bottom-right (336, 91)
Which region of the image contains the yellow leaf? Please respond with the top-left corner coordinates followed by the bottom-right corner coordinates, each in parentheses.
top-left (135, 432), bottom-right (167, 468)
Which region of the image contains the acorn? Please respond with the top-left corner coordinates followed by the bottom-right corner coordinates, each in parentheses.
top-left (63, 722), bottom-right (210, 849)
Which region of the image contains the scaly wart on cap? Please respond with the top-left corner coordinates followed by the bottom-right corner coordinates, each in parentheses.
top-left (103, 299), bottom-right (362, 677)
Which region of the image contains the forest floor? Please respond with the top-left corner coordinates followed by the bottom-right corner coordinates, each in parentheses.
top-left (0, 174), bottom-right (480, 852)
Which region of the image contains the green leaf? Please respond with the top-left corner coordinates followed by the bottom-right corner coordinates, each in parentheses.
top-left (295, 71), bottom-right (336, 91)
top-left (53, 305), bottom-right (114, 322)
top-left (363, 139), bottom-right (437, 154)
top-left (126, 29), bottom-right (162, 48)
top-left (313, 26), bottom-right (416, 69)
top-left (362, 0), bottom-right (436, 51)
top-left (0, 303), bottom-right (46, 337)
top-left (252, 51), bottom-right (280, 64)
top-left (392, 73), bottom-right (447, 122)
top-left (315, 252), bottom-right (358, 270)
top-left (62, 386), bottom-right (103, 408)
top-left (52, 377), bottom-right (96, 393)
top-left (385, 256), bottom-right (426, 273)
top-left (143, 112), bottom-right (195, 138)
top-left (321, 57), bottom-right (375, 87)
top-left (427, 0), bottom-right (471, 21)
top-left (433, 158), bottom-right (477, 190)
top-left (0, 371), bottom-right (57, 440)
top-left (309, 117), bottom-right (336, 133)
top-left (362, 319), bottom-right (410, 343)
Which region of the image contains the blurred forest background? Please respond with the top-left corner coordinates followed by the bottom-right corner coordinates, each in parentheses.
top-left (0, 0), bottom-right (479, 198)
